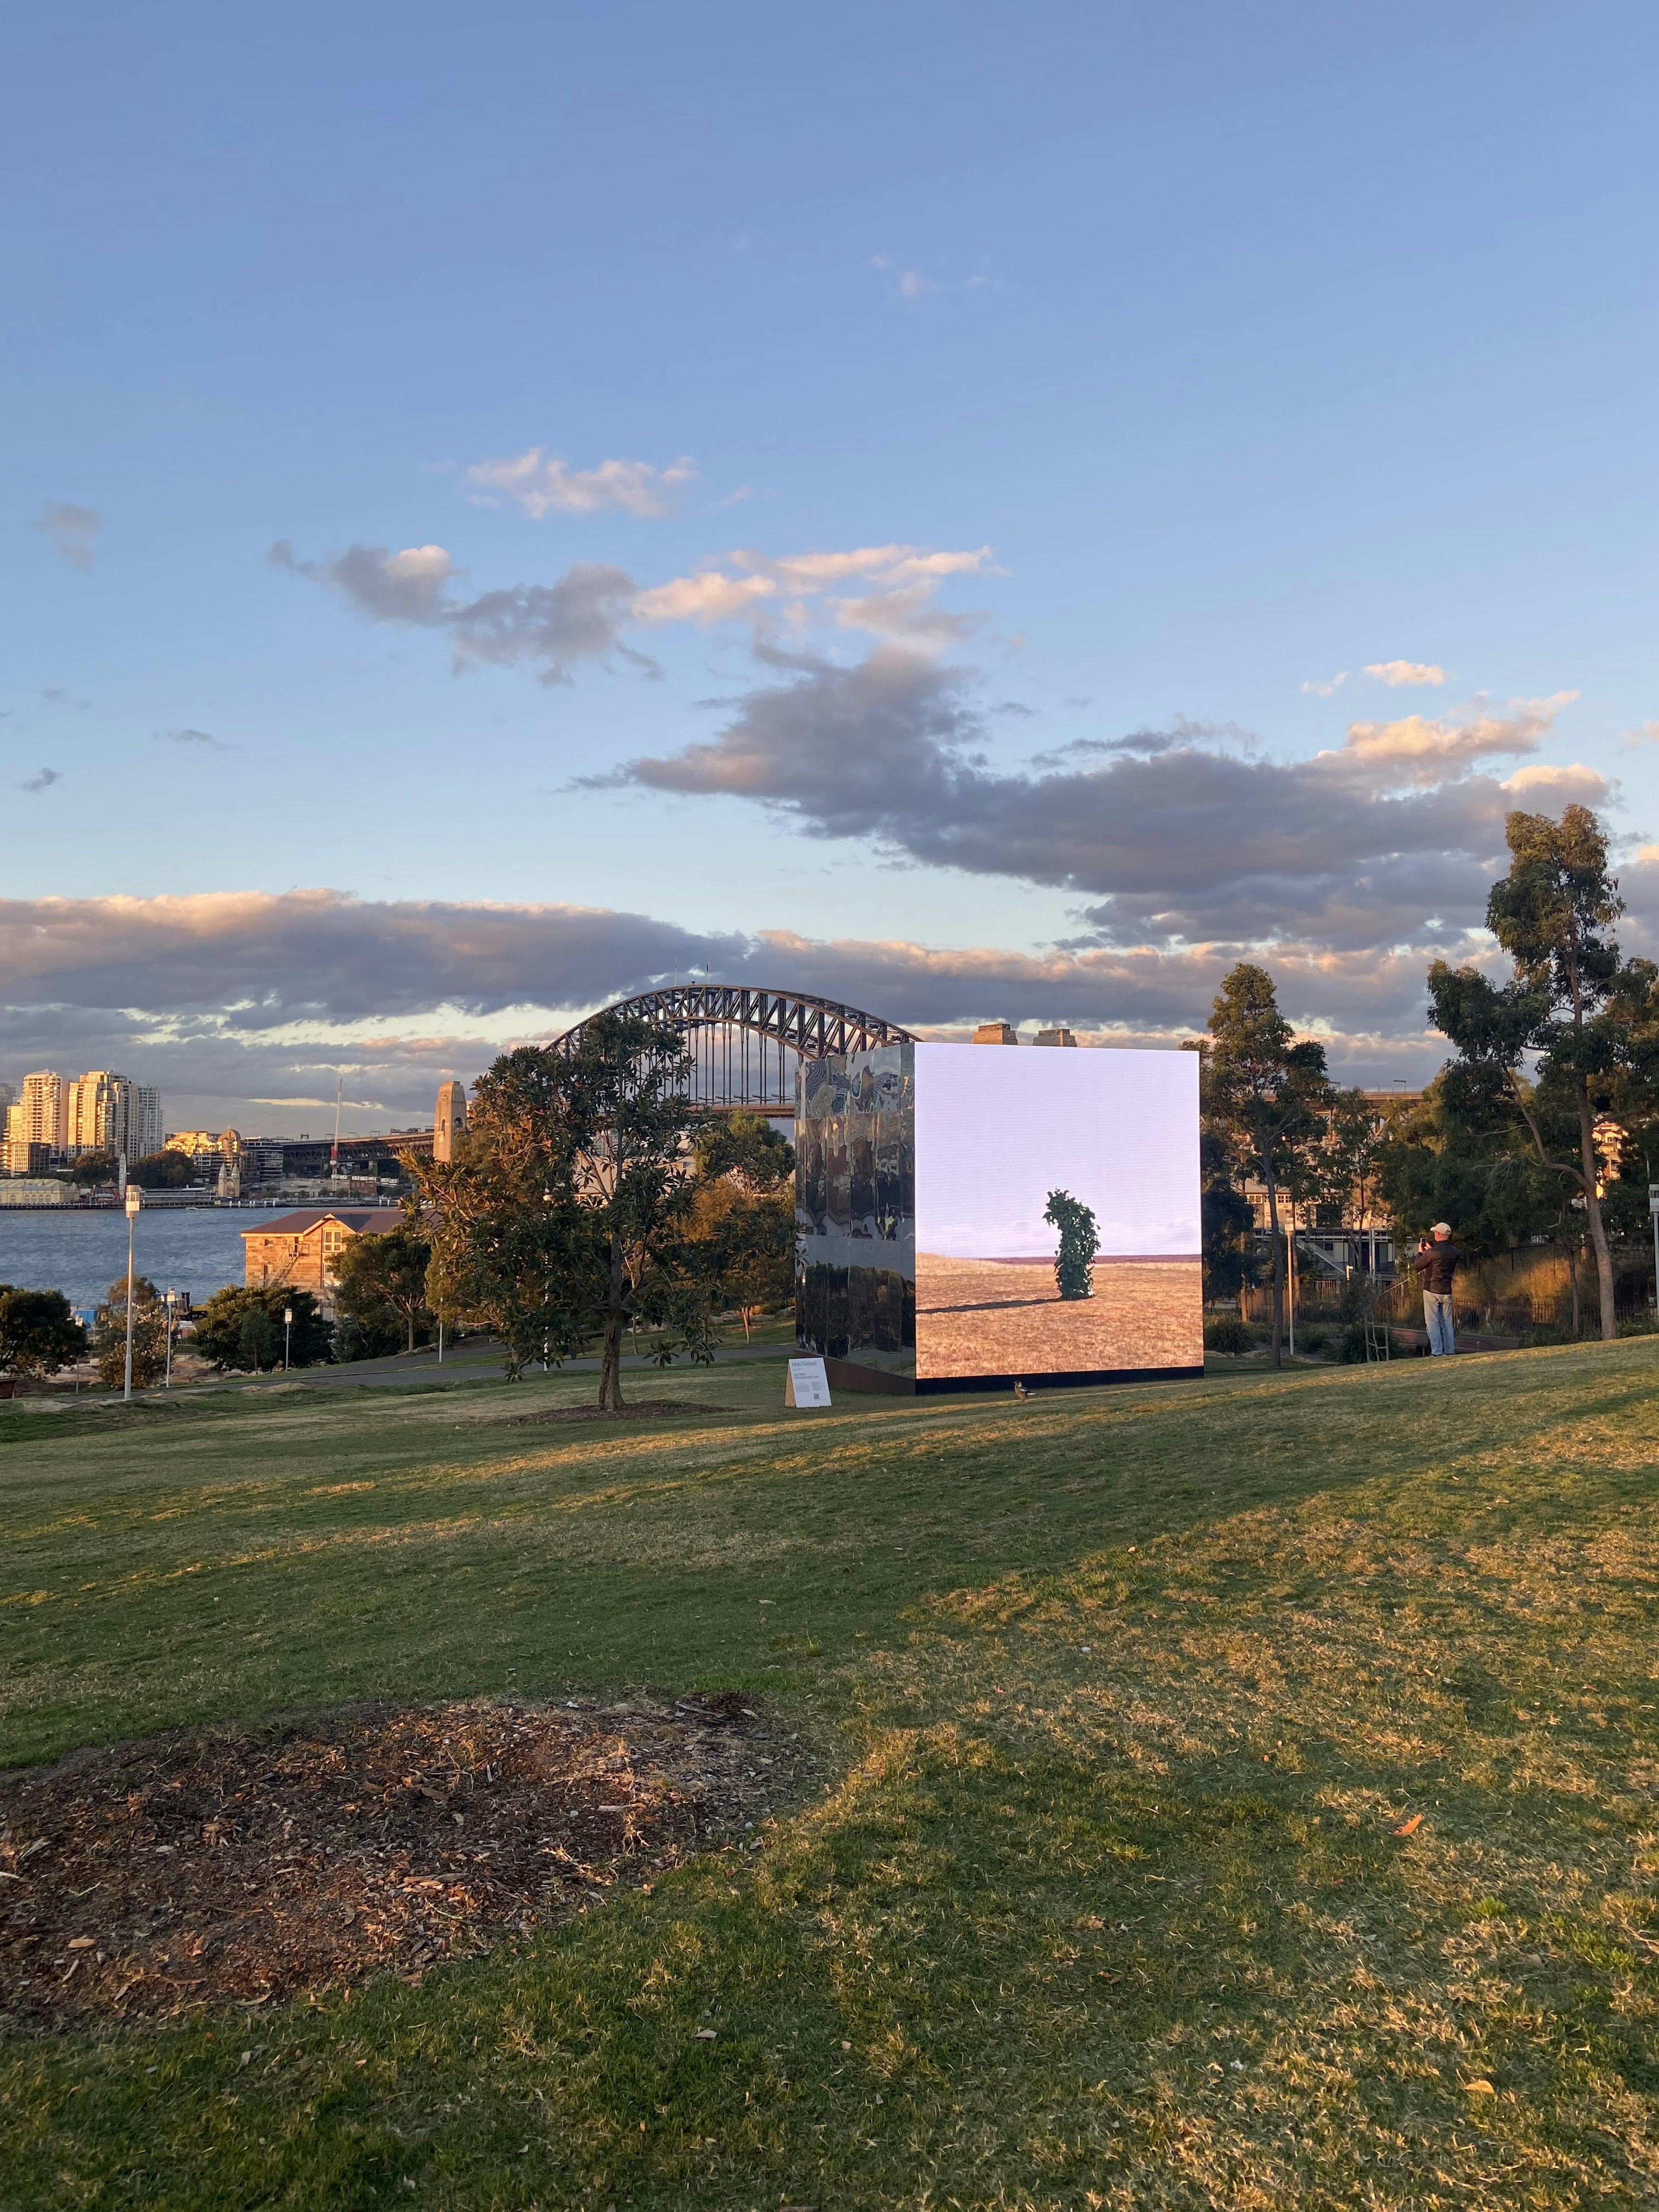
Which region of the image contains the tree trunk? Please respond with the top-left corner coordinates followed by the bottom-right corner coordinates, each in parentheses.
top-left (407, 1312), bottom-right (416, 1352)
top-left (598, 1231), bottom-right (627, 1409)
top-left (1576, 1082), bottom-right (1618, 1340)
top-left (1262, 1157), bottom-right (1284, 1368)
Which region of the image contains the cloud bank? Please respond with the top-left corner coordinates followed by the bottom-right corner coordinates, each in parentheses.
top-left (604, 651), bottom-right (1601, 951)
top-left (271, 535), bottom-right (999, 673)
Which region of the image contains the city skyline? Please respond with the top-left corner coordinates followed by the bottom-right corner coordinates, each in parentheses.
top-left (6, 4), bottom-right (1659, 1134)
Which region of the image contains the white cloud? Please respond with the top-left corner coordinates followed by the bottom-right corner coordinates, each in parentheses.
top-left (1363, 660), bottom-right (1451, 687)
top-left (32, 502), bottom-right (101, 572)
top-left (899, 270), bottom-right (937, 299)
top-left (718, 485), bottom-right (756, 507)
top-left (1621, 720), bottom-right (1659, 751)
top-left (832, 585), bottom-right (980, 645)
top-left (1303, 672), bottom-right (1348, 697)
top-left (632, 571), bottom-right (777, 625)
top-left (727, 543), bottom-right (999, 642)
top-left (1500, 762), bottom-right (1611, 802)
top-left (1335, 692), bottom-right (1578, 786)
top-left (464, 449), bottom-right (696, 519)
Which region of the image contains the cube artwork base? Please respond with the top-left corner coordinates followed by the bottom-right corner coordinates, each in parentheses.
top-left (797, 1042), bottom-right (1204, 1394)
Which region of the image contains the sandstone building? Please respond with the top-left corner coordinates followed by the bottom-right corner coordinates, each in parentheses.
top-left (241, 1207), bottom-right (404, 1298)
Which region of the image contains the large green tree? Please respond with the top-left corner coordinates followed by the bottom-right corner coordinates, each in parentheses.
top-left (331, 1225), bottom-right (435, 1353)
top-left (0, 1286), bottom-right (87, 1383)
top-left (91, 1275), bottom-right (168, 1389)
top-left (191, 1285), bottom-right (332, 1371)
top-left (1200, 964), bottom-right (1335, 1365)
top-left (128, 1150), bottom-right (197, 1190)
top-left (416, 1012), bottom-right (699, 1406)
top-left (1428, 805), bottom-right (1659, 1340)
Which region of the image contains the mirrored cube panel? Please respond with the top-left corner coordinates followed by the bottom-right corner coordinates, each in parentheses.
top-left (796, 1041), bottom-right (1202, 1395)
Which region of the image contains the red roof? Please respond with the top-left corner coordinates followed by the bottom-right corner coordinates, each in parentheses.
top-left (239, 1208), bottom-right (405, 1238)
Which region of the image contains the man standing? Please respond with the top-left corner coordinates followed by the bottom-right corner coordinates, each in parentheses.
top-left (1412, 1221), bottom-right (1460, 1355)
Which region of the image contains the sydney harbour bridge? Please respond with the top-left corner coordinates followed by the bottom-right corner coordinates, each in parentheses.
top-left (548, 985), bottom-right (915, 1116)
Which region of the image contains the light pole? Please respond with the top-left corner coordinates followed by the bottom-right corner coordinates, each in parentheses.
top-left (122, 1183), bottom-right (143, 1402)
top-left (283, 1305), bottom-right (293, 1371)
top-left (163, 1287), bottom-right (177, 1389)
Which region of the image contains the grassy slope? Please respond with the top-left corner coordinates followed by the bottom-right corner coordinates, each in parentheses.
top-left (2, 1345), bottom-right (1657, 2209)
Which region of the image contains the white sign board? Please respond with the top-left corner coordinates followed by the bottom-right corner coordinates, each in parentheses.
top-left (785, 1357), bottom-right (832, 1408)
top-left (1650, 1183), bottom-right (1659, 1217)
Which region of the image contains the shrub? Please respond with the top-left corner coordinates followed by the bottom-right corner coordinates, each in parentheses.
top-left (1203, 1317), bottom-right (1252, 1356)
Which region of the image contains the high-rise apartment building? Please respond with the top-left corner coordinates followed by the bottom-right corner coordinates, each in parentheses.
top-left (11, 1071), bottom-right (68, 1150)
top-left (124, 1084), bottom-right (163, 1161)
top-left (64, 1072), bottom-right (165, 1161)
top-left (67, 1071), bottom-right (123, 1155)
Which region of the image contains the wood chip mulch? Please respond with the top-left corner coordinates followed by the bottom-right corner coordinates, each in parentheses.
top-left (0, 1694), bottom-right (806, 2034)
top-left (502, 1400), bottom-right (739, 1425)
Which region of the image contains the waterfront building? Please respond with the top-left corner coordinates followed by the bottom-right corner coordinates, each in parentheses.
top-left (0, 1177), bottom-right (73, 1208)
top-left (241, 1207), bottom-right (404, 1299)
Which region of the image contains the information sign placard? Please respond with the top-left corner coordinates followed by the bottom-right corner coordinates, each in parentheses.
top-left (785, 1356), bottom-right (832, 1408)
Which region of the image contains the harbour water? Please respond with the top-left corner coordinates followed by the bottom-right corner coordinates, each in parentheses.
top-left (0, 1207), bottom-right (258, 1312)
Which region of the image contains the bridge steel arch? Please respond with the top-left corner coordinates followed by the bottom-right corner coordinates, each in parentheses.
top-left (548, 984), bottom-right (916, 1115)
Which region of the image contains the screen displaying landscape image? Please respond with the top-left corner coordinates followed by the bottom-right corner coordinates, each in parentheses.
top-left (912, 1043), bottom-right (1202, 1382)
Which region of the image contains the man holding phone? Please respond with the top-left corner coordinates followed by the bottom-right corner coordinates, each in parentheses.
top-left (1411, 1221), bottom-right (1460, 1355)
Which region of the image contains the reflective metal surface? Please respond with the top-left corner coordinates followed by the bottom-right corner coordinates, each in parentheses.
top-left (795, 1044), bottom-right (915, 1373)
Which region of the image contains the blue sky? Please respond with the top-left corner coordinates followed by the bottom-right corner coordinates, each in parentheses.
top-left (4, 2), bottom-right (1658, 1130)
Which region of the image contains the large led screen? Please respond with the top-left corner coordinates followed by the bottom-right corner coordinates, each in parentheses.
top-left (912, 1042), bottom-right (1201, 1383)
top-left (796, 1040), bottom-right (1202, 1392)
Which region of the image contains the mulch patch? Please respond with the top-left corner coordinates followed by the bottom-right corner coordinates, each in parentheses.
top-left (502, 1399), bottom-right (739, 1424)
top-left (0, 1694), bottom-right (805, 2034)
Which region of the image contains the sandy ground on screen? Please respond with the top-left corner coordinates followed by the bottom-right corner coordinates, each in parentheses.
top-left (914, 1255), bottom-right (1203, 1379)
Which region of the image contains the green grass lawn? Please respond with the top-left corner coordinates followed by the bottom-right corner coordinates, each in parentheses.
top-left (3, 1344), bottom-right (1658, 2209)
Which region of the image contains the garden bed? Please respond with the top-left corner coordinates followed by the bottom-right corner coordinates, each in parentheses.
top-left (0, 1695), bottom-right (802, 2033)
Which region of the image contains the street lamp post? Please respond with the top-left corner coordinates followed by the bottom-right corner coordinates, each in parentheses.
top-left (122, 1183), bottom-right (143, 1402)
top-left (283, 1306), bottom-right (292, 1372)
top-left (163, 1287), bottom-right (177, 1389)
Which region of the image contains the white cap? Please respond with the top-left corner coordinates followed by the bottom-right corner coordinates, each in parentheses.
top-left (1431, 1220), bottom-right (1451, 1234)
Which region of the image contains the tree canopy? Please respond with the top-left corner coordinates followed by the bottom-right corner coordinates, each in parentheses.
top-left (1199, 963), bottom-right (1335, 1364)
top-left (331, 1225), bottom-right (435, 1355)
top-left (128, 1150), bottom-right (197, 1189)
top-left (0, 1286), bottom-right (87, 1383)
top-left (191, 1285), bottom-right (332, 1371)
top-left (416, 1012), bottom-right (702, 1405)
top-left (1428, 804), bottom-right (1659, 1339)
top-left (92, 1275), bottom-right (168, 1389)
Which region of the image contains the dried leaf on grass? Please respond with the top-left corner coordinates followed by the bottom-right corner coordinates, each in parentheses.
top-left (0, 1694), bottom-right (802, 2033)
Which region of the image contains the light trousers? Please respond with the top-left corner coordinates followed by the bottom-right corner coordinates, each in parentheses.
top-left (1423, 1291), bottom-right (1455, 1356)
